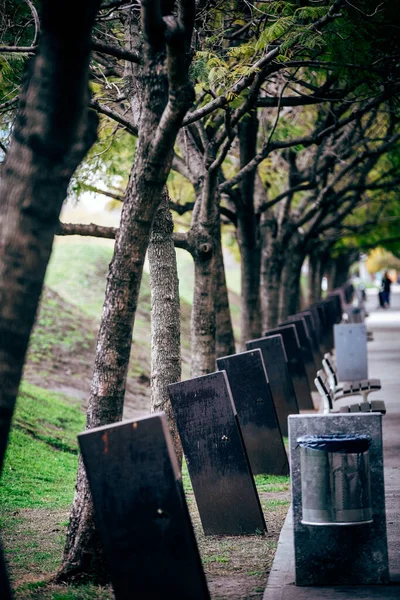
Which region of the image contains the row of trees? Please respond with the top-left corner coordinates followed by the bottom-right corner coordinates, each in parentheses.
top-left (1, 0), bottom-right (400, 587)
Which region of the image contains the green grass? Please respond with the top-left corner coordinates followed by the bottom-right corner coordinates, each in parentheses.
top-left (183, 457), bottom-right (291, 495)
top-left (0, 383), bottom-right (84, 510)
top-left (0, 384), bottom-right (104, 596)
top-left (254, 473), bottom-right (290, 493)
top-left (203, 554), bottom-right (230, 564)
top-left (45, 240), bottom-right (114, 320)
top-left (15, 581), bottom-right (113, 600)
top-left (27, 288), bottom-right (96, 365)
top-left (46, 239), bottom-right (152, 320)
top-left (264, 498), bottom-right (290, 508)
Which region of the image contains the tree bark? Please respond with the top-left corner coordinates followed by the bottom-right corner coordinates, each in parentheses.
top-left (215, 229), bottom-right (236, 358)
top-left (325, 258), bottom-right (336, 292)
top-left (188, 155), bottom-right (220, 377)
top-left (260, 229), bottom-right (283, 332)
top-left (190, 238), bottom-right (217, 376)
top-left (148, 188), bottom-right (182, 467)
top-left (237, 111), bottom-right (261, 346)
top-left (0, 0), bottom-right (100, 475)
top-left (237, 216), bottom-right (261, 345)
top-left (307, 251), bottom-right (323, 304)
top-left (58, 1), bottom-right (194, 583)
top-left (279, 250), bottom-right (305, 320)
top-left (332, 252), bottom-right (355, 289)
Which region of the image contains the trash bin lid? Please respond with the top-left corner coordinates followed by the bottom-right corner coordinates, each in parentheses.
top-left (297, 434), bottom-right (371, 453)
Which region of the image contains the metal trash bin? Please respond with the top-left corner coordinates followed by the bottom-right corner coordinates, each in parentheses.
top-left (297, 434), bottom-right (372, 526)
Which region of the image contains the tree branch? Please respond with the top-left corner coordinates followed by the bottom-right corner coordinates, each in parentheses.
top-left (89, 99), bottom-right (138, 135)
top-left (183, 0), bottom-right (345, 126)
top-left (172, 152), bottom-right (197, 184)
top-left (220, 89), bottom-right (397, 195)
top-left (57, 220), bottom-right (191, 252)
top-left (150, 10), bottom-right (195, 165)
top-left (57, 222), bottom-right (117, 238)
top-left (81, 183), bottom-right (125, 201)
top-left (0, 96), bottom-right (18, 110)
top-left (169, 200), bottom-right (194, 215)
top-left (0, 39), bottom-right (141, 64)
top-left (91, 38), bottom-right (141, 64)
top-left (0, 45), bottom-right (37, 53)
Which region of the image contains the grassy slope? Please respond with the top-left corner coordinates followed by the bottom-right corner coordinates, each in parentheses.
top-left (25, 238), bottom-right (195, 416)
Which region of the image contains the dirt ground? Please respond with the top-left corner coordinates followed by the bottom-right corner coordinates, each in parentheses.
top-left (5, 491), bottom-right (289, 599)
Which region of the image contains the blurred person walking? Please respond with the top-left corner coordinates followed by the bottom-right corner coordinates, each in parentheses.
top-left (381, 271), bottom-right (392, 308)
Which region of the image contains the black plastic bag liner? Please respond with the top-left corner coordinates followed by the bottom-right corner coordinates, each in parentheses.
top-left (296, 434), bottom-right (372, 453)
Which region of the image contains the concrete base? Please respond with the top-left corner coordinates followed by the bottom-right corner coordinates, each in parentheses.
top-left (289, 413), bottom-right (389, 586)
top-left (264, 505), bottom-right (400, 599)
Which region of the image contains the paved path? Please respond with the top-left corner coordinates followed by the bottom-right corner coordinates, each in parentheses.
top-left (264, 289), bottom-right (400, 599)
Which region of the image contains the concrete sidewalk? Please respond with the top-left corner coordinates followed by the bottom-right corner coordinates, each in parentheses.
top-left (264, 291), bottom-right (400, 599)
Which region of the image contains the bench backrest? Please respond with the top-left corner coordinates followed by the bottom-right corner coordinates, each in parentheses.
top-left (322, 352), bottom-right (338, 387)
top-left (314, 369), bottom-right (334, 411)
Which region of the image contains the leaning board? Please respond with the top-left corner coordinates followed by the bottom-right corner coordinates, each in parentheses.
top-left (78, 413), bottom-right (210, 600)
top-left (246, 334), bottom-right (299, 435)
top-left (168, 371), bottom-right (267, 536)
top-left (264, 325), bottom-right (312, 411)
top-left (279, 317), bottom-right (317, 392)
top-left (217, 349), bottom-right (289, 476)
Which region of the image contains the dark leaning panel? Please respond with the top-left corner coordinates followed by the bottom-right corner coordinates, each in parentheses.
top-left (327, 291), bottom-right (343, 323)
top-left (317, 298), bottom-right (337, 351)
top-left (264, 325), bottom-right (312, 411)
top-left (311, 301), bottom-right (331, 354)
top-left (279, 316), bottom-right (317, 393)
top-left (168, 371), bottom-right (267, 536)
top-left (309, 303), bottom-right (324, 350)
top-left (78, 414), bottom-right (210, 600)
top-left (217, 349), bottom-right (289, 476)
top-left (291, 311), bottom-right (322, 365)
top-left (245, 334), bottom-right (298, 436)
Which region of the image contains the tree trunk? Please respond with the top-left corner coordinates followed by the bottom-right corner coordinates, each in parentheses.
top-left (188, 156), bottom-right (220, 377)
top-left (190, 243), bottom-right (217, 376)
top-left (238, 223), bottom-right (261, 345)
top-left (279, 251), bottom-right (305, 320)
top-left (58, 3), bottom-right (194, 583)
top-left (237, 110), bottom-right (261, 346)
top-left (307, 251), bottom-right (323, 304)
top-left (260, 233), bottom-right (283, 332)
top-left (325, 259), bottom-right (336, 292)
top-left (307, 245), bottom-right (334, 304)
top-left (148, 189), bottom-right (182, 467)
top-left (215, 233), bottom-right (236, 358)
top-left (333, 252), bottom-right (355, 289)
top-left (0, 0), bottom-right (100, 474)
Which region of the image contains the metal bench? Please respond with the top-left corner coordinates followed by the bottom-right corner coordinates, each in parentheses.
top-left (322, 352), bottom-right (381, 402)
top-left (314, 369), bottom-right (386, 415)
